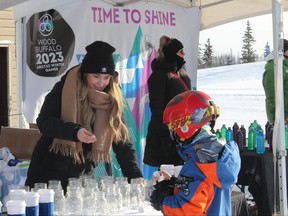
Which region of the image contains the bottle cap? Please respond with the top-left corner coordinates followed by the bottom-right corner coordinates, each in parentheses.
top-left (6, 200), bottom-right (26, 215)
top-left (38, 189), bottom-right (54, 203)
top-left (25, 191), bottom-right (40, 207)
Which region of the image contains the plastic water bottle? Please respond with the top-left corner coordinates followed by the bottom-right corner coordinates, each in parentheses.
top-left (251, 120), bottom-right (259, 149)
top-left (256, 126), bottom-right (265, 154)
top-left (285, 124), bottom-right (288, 150)
top-left (248, 124), bottom-right (255, 151)
top-left (265, 121), bottom-right (271, 140)
top-left (240, 125), bottom-right (246, 147)
top-left (268, 127), bottom-right (273, 151)
top-left (226, 127), bottom-right (233, 141)
top-left (267, 122), bottom-right (273, 143)
top-left (236, 129), bottom-right (244, 151)
top-left (220, 124), bottom-right (227, 140)
top-left (215, 129), bottom-right (221, 139)
top-left (252, 120), bottom-right (259, 129)
top-left (232, 122), bottom-right (239, 141)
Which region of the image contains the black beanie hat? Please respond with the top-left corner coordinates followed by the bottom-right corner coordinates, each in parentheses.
top-left (80, 41), bottom-right (115, 75)
top-left (163, 39), bottom-right (184, 62)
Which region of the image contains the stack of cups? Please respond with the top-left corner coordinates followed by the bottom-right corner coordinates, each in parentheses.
top-left (6, 200), bottom-right (26, 216)
top-left (24, 192), bottom-right (40, 216)
top-left (38, 189), bottom-right (55, 216)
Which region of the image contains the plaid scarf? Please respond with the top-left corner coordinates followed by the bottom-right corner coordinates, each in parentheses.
top-left (49, 66), bottom-right (113, 164)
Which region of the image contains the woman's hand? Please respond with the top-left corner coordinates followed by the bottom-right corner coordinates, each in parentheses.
top-left (77, 128), bottom-right (97, 143)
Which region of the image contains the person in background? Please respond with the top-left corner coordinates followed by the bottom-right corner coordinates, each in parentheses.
top-left (150, 90), bottom-right (241, 215)
top-left (143, 36), bottom-right (191, 170)
top-left (25, 41), bottom-right (143, 192)
top-left (262, 38), bottom-right (288, 124)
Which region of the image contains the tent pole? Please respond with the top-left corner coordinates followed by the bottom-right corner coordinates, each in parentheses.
top-left (16, 16), bottom-right (29, 128)
top-left (15, 19), bottom-right (23, 128)
top-left (272, 0), bottom-right (287, 215)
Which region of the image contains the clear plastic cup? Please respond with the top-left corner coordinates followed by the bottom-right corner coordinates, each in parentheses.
top-left (160, 164), bottom-right (175, 176)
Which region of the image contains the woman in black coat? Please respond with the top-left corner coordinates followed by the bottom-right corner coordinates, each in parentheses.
top-left (25, 41), bottom-right (143, 191)
top-left (143, 36), bottom-right (191, 168)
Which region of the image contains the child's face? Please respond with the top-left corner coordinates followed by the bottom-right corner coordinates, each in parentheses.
top-left (87, 73), bottom-right (111, 91)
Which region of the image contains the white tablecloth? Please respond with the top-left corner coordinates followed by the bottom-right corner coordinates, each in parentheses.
top-left (110, 202), bottom-right (163, 215)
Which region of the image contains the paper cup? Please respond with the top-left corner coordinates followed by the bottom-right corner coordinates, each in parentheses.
top-left (174, 165), bottom-right (183, 177)
top-left (6, 200), bottom-right (26, 216)
top-left (152, 171), bottom-right (161, 179)
top-left (160, 164), bottom-right (175, 176)
top-left (152, 171), bottom-right (164, 183)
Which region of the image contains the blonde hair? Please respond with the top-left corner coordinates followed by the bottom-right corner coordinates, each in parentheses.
top-left (156, 35), bottom-right (173, 60)
top-left (79, 73), bottom-right (130, 144)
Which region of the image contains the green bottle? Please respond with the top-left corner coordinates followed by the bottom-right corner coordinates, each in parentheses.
top-left (252, 120), bottom-right (259, 129)
top-left (215, 129), bottom-right (221, 139)
top-left (220, 124), bottom-right (227, 140)
top-left (248, 123), bottom-right (255, 150)
top-left (251, 120), bottom-right (259, 149)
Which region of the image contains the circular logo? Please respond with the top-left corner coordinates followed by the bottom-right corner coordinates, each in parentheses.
top-left (26, 9), bottom-right (75, 77)
top-left (38, 14), bottom-right (54, 37)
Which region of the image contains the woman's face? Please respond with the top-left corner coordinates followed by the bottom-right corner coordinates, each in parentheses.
top-left (177, 49), bottom-right (185, 58)
top-left (284, 49), bottom-right (288, 58)
top-left (87, 73), bottom-right (111, 91)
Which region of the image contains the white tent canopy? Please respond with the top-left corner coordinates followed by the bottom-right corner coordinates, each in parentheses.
top-left (1, 0), bottom-right (288, 30)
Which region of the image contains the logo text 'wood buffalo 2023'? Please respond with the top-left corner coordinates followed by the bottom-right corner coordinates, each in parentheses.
top-left (26, 9), bottom-right (75, 77)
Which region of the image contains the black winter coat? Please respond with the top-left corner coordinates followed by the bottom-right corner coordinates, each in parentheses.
top-left (143, 59), bottom-right (191, 167)
top-left (25, 66), bottom-right (143, 191)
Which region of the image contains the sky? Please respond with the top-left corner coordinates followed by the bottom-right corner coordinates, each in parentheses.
top-left (199, 12), bottom-right (288, 57)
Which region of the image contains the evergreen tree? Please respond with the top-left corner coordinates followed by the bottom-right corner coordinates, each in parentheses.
top-left (198, 43), bottom-right (204, 68)
top-left (202, 38), bottom-right (214, 68)
top-left (240, 20), bottom-right (257, 63)
top-left (264, 42), bottom-right (270, 57)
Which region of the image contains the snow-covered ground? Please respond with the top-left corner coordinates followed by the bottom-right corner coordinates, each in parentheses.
top-left (197, 61), bottom-right (267, 132)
